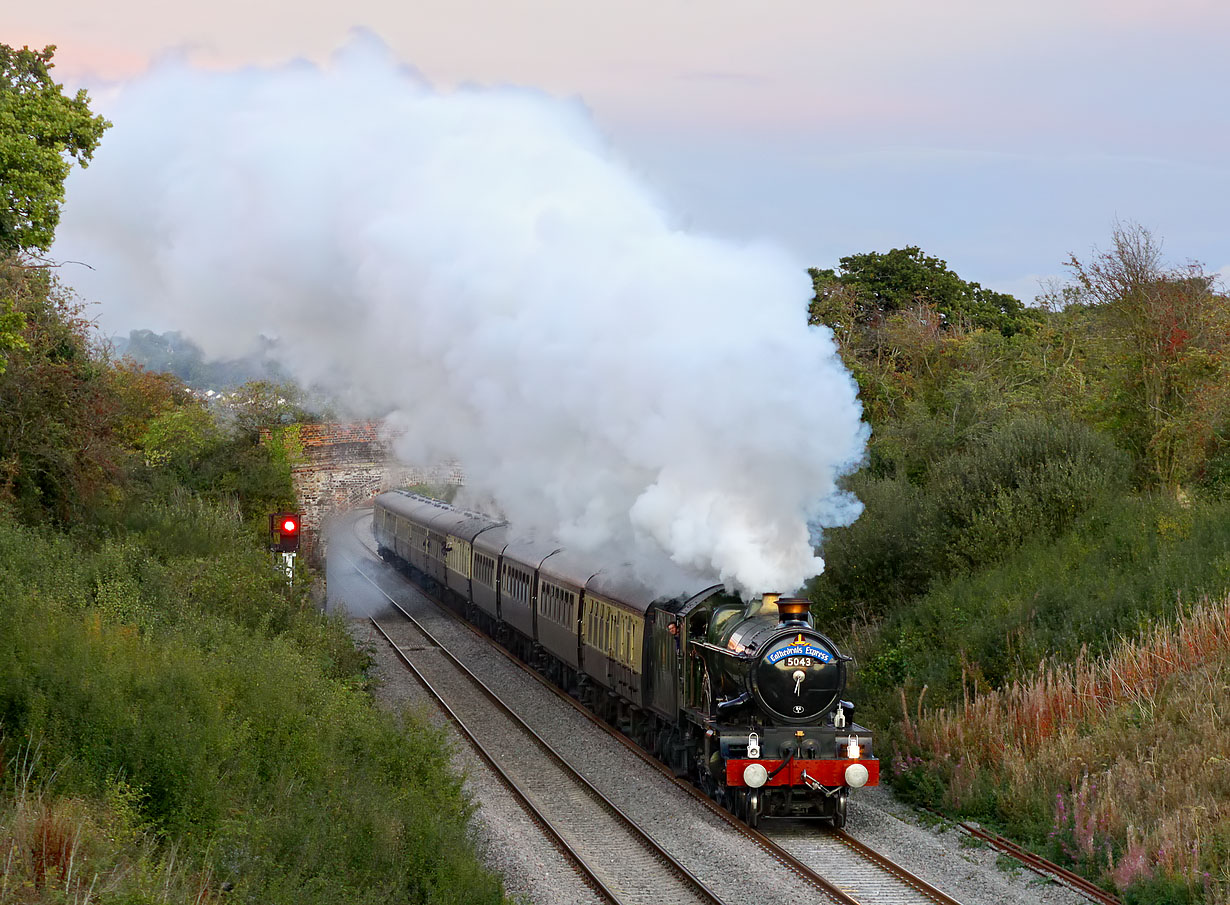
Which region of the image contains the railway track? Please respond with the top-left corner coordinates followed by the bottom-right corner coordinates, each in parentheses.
top-left (367, 607), bottom-right (726, 905)
top-left (341, 515), bottom-right (971, 905)
top-left (929, 815), bottom-right (1121, 905)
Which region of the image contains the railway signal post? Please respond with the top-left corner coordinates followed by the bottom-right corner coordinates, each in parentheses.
top-left (269, 512), bottom-right (301, 584)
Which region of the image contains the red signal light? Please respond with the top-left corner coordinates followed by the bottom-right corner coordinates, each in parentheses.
top-left (270, 512), bottom-right (302, 553)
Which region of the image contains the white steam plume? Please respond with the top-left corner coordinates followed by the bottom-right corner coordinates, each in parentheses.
top-left (55, 33), bottom-right (867, 596)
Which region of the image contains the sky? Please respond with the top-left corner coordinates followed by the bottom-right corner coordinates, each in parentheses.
top-left (10, 0), bottom-right (1230, 303)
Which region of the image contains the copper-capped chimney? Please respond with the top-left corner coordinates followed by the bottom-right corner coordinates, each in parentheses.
top-left (777, 597), bottom-right (811, 624)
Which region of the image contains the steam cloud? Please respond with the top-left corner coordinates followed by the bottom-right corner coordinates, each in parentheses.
top-left (55, 33), bottom-right (867, 596)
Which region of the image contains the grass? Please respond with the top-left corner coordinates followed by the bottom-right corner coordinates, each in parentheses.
top-left (893, 591), bottom-right (1230, 901)
top-left (0, 499), bottom-right (505, 905)
top-left (851, 493), bottom-right (1230, 716)
top-left (0, 740), bottom-right (217, 904)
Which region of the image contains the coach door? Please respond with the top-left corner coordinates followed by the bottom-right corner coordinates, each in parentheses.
top-left (647, 608), bottom-right (682, 720)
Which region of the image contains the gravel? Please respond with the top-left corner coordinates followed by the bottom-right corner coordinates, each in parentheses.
top-left (349, 617), bottom-right (606, 905)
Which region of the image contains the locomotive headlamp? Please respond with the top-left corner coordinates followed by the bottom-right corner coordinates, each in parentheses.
top-left (846, 736), bottom-right (860, 759)
top-left (743, 763), bottom-right (769, 788)
top-left (844, 763), bottom-right (869, 788)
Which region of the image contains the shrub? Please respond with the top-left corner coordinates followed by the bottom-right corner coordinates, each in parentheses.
top-left (813, 414), bottom-right (1128, 619)
top-left (930, 414), bottom-right (1130, 572)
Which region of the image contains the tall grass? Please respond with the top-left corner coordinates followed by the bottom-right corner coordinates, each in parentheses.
top-left (0, 739), bottom-right (217, 905)
top-left (0, 502), bottom-right (504, 905)
top-left (836, 493), bottom-right (1230, 902)
top-left (894, 593), bottom-right (1230, 902)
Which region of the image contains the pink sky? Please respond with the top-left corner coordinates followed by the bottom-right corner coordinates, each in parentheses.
top-left (10, 1), bottom-right (1230, 294)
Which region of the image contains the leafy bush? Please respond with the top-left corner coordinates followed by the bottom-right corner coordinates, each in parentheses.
top-left (931, 414), bottom-right (1130, 571)
top-left (813, 414), bottom-right (1128, 619)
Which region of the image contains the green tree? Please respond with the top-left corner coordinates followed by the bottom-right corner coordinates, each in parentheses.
top-left (0, 43), bottom-right (110, 254)
top-left (139, 405), bottom-right (221, 469)
top-left (810, 246), bottom-right (1039, 336)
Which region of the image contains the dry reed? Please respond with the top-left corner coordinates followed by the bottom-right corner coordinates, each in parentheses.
top-left (907, 591), bottom-right (1230, 897)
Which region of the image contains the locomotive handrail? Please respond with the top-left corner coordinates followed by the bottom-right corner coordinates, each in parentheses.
top-left (688, 640), bottom-right (755, 660)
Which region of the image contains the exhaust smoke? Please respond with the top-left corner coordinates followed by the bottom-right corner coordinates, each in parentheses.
top-left (54, 32), bottom-right (868, 595)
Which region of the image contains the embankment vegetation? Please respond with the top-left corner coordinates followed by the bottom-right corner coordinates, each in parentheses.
top-left (808, 233), bottom-right (1230, 902)
top-left (0, 44), bottom-right (503, 905)
top-left (0, 264), bottom-right (504, 905)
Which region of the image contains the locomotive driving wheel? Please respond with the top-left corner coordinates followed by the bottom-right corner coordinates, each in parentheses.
top-left (732, 788), bottom-right (748, 821)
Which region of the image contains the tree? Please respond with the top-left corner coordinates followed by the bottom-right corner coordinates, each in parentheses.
top-left (810, 246), bottom-right (1039, 336)
top-left (225, 380), bottom-right (314, 440)
top-left (0, 296), bottom-right (27, 373)
top-left (0, 260), bottom-right (121, 523)
top-left (0, 43), bottom-right (110, 254)
top-left (1065, 223), bottom-right (1230, 488)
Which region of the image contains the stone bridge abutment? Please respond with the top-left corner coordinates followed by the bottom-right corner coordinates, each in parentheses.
top-left (262, 421), bottom-right (461, 565)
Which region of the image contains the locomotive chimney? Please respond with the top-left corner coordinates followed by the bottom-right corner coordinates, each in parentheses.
top-left (777, 597), bottom-right (811, 624)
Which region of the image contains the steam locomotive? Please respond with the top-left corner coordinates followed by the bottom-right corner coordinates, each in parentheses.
top-left (372, 490), bottom-right (878, 827)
